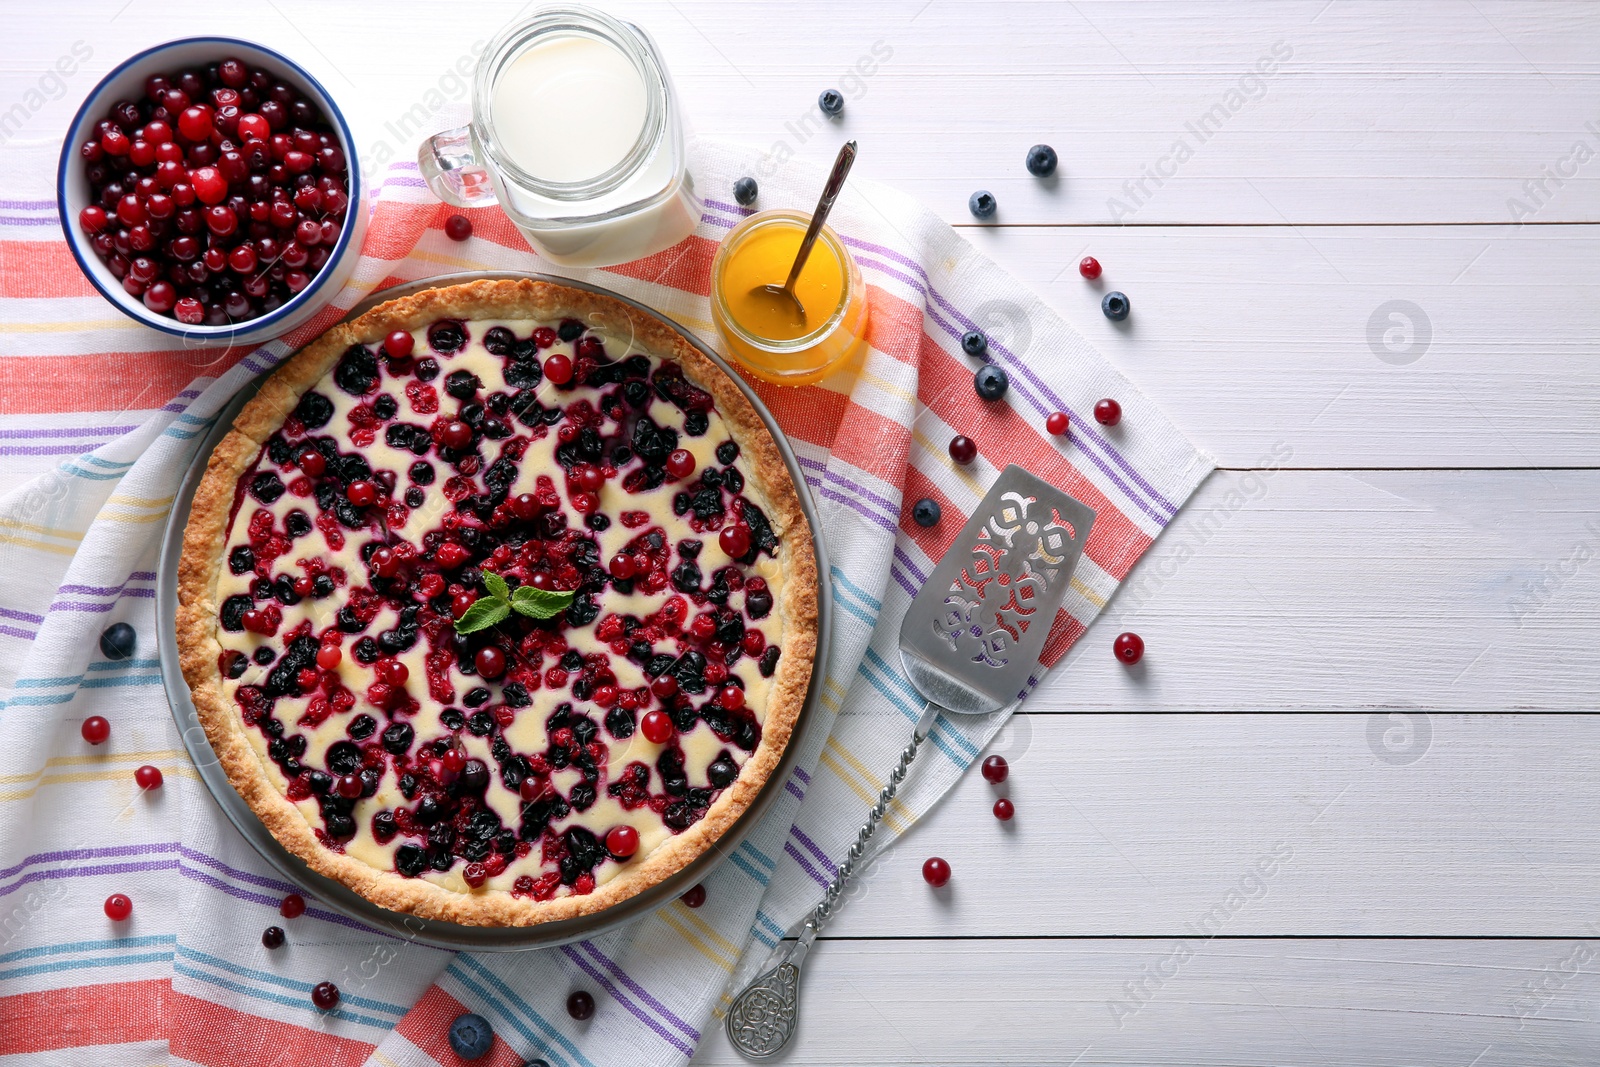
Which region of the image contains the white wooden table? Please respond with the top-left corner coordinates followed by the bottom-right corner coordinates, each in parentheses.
top-left (7, 2), bottom-right (1600, 1062)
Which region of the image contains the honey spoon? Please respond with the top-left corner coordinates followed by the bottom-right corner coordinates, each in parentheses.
top-left (746, 140), bottom-right (857, 327)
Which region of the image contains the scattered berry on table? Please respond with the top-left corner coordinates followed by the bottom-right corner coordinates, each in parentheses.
top-left (261, 925), bottom-right (285, 949)
top-left (280, 892), bottom-right (306, 919)
top-left (1045, 411), bottom-right (1069, 436)
top-left (968, 190), bottom-right (997, 219)
top-left (974, 364), bottom-right (1009, 400)
top-left (681, 884), bottom-right (707, 908)
top-left (448, 1012), bottom-right (495, 1060)
top-left (1094, 398), bottom-right (1122, 426)
top-left (818, 89), bottom-right (844, 116)
top-left (1079, 256), bottom-right (1102, 280)
top-left (1102, 291), bottom-right (1130, 321)
top-left (99, 622), bottom-right (136, 660)
top-left (82, 716), bottom-right (110, 745)
top-left (922, 857), bottom-right (951, 887)
top-left (1025, 144), bottom-right (1058, 177)
top-left (566, 990), bottom-right (596, 1020)
top-left (948, 435), bottom-right (977, 465)
top-left (993, 797), bottom-right (1015, 821)
top-left (134, 765), bottom-right (164, 790)
top-left (312, 981), bottom-right (340, 1010)
top-left (912, 498), bottom-right (942, 527)
top-left (444, 214), bottom-right (473, 241)
top-left (733, 176), bottom-right (758, 206)
top-left (981, 755), bottom-right (1009, 783)
top-left (606, 825), bottom-right (640, 859)
top-left (1114, 631), bottom-right (1145, 665)
top-left (104, 893), bottom-right (132, 921)
top-left (961, 329), bottom-right (988, 357)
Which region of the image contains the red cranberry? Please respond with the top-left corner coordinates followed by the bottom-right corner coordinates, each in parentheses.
top-left (665, 449), bottom-right (695, 479)
top-left (297, 449), bottom-right (325, 476)
top-left (1079, 256), bottom-right (1102, 280)
top-left (640, 710), bottom-right (673, 744)
top-left (463, 862), bottom-right (488, 889)
top-left (450, 591), bottom-right (477, 619)
top-left (311, 981), bottom-right (340, 1010)
top-left (993, 798), bottom-right (1015, 821)
top-left (237, 112), bottom-right (269, 141)
top-left (79, 205), bottom-right (109, 233)
top-left (104, 893), bottom-right (133, 921)
top-left (572, 464), bottom-right (603, 493)
top-left (981, 755), bottom-right (1009, 783)
top-left (316, 643), bottom-right (341, 670)
top-left (719, 685), bottom-right (745, 711)
top-left (441, 421), bottom-right (473, 450)
top-left (384, 330), bottom-right (413, 358)
top-left (189, 166), bottom-right (227, 205)
top-left (1113, 631), bottom-right (1144, 664)
top-left (1045, 411), bottom-right (1069, 436)
top-left (948, 435), bottom-right (977, 465)
top-left (280, 892), bottom-right (306, 919)
top-left (649, 675), bottom-right (678, 701)
top-left (570, 492), bottom-right (598, 515)
top-left (606, 825), bottom-right (640, 858)
top-left (444, 214), bottom-right (473, 241)
top-left (1094, 398), bottom-right (1122, 426)
top-left (922, 857), bottom-right (951, 887)
top-left (719, 524), bottom-right (751, 558)
top-left (680, 884), bottom-right (706, 908)
top-left (143, 281), bottom-right (177, 313)
top-left (609, 553), bottom-right (636, 579)
top-left (177, 105), bottom-right (213, 141)
top-left (544, 353), bottom-right (573, 386)
top-left (375, 659), bottom-right (408, 686)
top-left (347, 480), bottom-right (377, 507)
top-left (335, 774), bottom-right (363, 799)
top-left (475, 646), bottom-right (507, 679)
top-left (82, 716), bottom-right (110, 745)
top-left (135, 764), bottom-right (164, 790)
top-left (566, 990), bottom-right (594, 1020)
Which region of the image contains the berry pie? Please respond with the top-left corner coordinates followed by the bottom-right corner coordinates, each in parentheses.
top-left (178, 279), bottom-right (817, 925)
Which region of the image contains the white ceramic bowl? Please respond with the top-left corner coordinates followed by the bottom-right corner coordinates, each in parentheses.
top-left (57, 37), bottom-right (366, 347)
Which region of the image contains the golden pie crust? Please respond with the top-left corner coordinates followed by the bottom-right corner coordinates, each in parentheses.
top-left (176, 279), bottom-right (817, 926)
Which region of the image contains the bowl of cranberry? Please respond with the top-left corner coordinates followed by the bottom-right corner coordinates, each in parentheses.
top-left (57, 38), bottom-right (366, 346)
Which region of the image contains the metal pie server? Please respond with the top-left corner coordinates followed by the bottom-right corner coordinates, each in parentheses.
top-left (725, 465), bottom-right (1097, 1059)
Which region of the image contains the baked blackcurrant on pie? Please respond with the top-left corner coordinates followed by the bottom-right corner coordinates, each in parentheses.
top-left (177, 279), bottom-right (817, 925)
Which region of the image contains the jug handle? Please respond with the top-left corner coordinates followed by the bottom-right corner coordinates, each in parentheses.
top-left (418, 126), bottom-right (498, 208)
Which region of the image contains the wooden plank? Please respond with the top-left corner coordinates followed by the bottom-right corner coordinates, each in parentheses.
top-left (692, 938), bottom-right (1600, 1065)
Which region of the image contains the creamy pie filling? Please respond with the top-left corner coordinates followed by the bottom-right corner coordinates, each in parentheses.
top-left (214, 318), bottom-right (787, 900)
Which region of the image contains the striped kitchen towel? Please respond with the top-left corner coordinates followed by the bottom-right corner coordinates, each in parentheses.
top-left (0, 136), bottom-right (1210, 1066)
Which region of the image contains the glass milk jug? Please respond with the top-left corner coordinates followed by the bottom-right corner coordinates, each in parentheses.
top-left (419, 6), bottom-right (701, 268)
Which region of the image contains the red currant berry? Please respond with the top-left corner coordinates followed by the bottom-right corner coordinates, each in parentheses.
top-left (719, 685), bottom-right (745, 711)
top-left (335, 774), bottom-right (363, 799)
top-left (948, 435), bottom-right (977, 465)
top-left (640, 710), bottom-right (674, 744)
top-left (441, 420), bottom-right (473, 450)
top-left (81, 716), bottom-right (110, 745)
top-left (444, 214), bottom-right (473, 241)
top-left (570, 492), bottom-right (598, 515)
top-left (297, 449), bottom-right (326, 476)
top-left (664, 449), bottom-right (695, 480)
top-left (280, 893), bottom-right (306, 919)
top-left (1113, 631), bottom-right (1144, 665)
top-left (315, 643), bottom-right (341, 670)
top-left (384, 330), bottom-right (413, 358)
top-left (650, 675), bottom-right (678, 701)
top-left (1094, 398), bottom-right (1122, 426)
top-left (104, 893), bottom-right (132, 921)
top-left (512, 493), bottom-right (540, 521)
top-left (981, 755), bottom-right (1009, 783)
top-left (593, 684), bottom-right (619, 707)
top-left (922, 857), bottom-right (951, 887)
top-left (462, 862), bottom-right (488, 888)
top-left (544, 353), bottom-right (573, 385)
top-left (347, 480), bottom-right (377, 507)
top-left (311, 981), bottom-right (340, 1010)
top-left (573, 464), bottom-right (604, 493)
top-left (680, 884), bottom-right (707, 908)
top-left (609, 553), bottom-right (636, 579)
top-left (133, 763), bottom-right (164, 790)
top-left (606, 825), bottom-right (640, 858)
top-left (1079, 256), bottom-right (1102, 280)
top-left (475, 646), bottom-right (507, 679)
top-left (376, 659), bottom-right (408, 686)
top-left (450, 592), bottom-right (477, 619)
top-left (1045, 411), bottom-right (1069, 436)
top-left (993, 797), bottom-right (1015, 821)
top-left (719, 524), bottom-right (751, 558)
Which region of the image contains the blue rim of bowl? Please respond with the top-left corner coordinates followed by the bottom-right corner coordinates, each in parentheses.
top-left (56, 36), bottom-right (363, 340)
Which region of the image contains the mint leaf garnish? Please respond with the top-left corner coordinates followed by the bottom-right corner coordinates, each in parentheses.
top-left (511, 586), bottom-right (576, 620)
top-left (454, 597), bottom-right (510, 635)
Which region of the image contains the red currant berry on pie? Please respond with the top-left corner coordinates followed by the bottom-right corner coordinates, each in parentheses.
top-left (649, 675), bottom-right (678, 700)
top-left (719, 685), bottom-right (745, 711)
top-left (1079, 256), bottom-right (1102, 280)
top-left (311, 981), bottom-right (340, 1011)
top-left (316, 642), bottom-right (341, 670)
top-left (376, 659), bottom-right (408, 686)
top-left (719, 524), bottom-right (751, 558)
top-left (641, 710), bottom-right (674, 744)
top-left (1045, 411), bottom-right (1069, 436)
top-left (981, 755), bottom-right (1009, 783)
top-left (993, 797), bottom-right (1015, 821)
top-left (566, 990), bottom-right (595, 1021)
top-left (297, 449), bottom-right (325, 476)
top-left (511, 493), bottom-right (540, 521)
top-left (593, 684), bottom-right (619, 707)
top-left (475, 646), bottom-right (507, 679)
top-left (280, 892), bottom-right (306, 919)
top-left (606, 825), bottom-right (640, 858)
top-left (369, 546), bottom-right (399, 577)
top-left (135, 764), bottom-right (164, 790)
top-left (1113, 631), bottom-right (1145, 665)
top-left (335, 774), bottom-right (363, 799)
top-left (572, 464), bottom-right (604, 493)
top-left (104, 893), bottom-right (132, 921)
top-left (948, 435), bottom-right (977, 465)
top-left (441, 420), bottom-right (473, 450)
top-left (544, 353), bottom-right (573, 385)
top-left (347, 480), bottom-right (377, 506)
top-left (383, 330), bottom-right (414, 358)
top-left (609, 553), bottom-right (636, 579)
top-left (81, 716), bottom-right (110, 745)
top-left (1094, 398), bottom-right (1122, 426)
top-left (571, 492), bottom-right (598, 514)
top-left (450, 591), bottom-right (476, 619)
top-left (922, 857), bottom-right (951, 887)
top-left (462, 862), bottom-right (488, 888)
top-left (444, 214), bottom-right (473, 241)
top-left (680, 884), bottom-right (706, 908)
top-left (664, 449), bottom-right (695, 480)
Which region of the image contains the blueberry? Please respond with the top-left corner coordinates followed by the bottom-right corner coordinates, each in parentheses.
top-left (974, 363), bottom-right (1009, 400)
top-left (818, 89), bottom-right (844, 116)
top-left (733, 176), bottom-right (758, 206)
top-left (1025, 143), bottom-right (1058, 177)
top-left (968, 190), bottom-right (996, 219)
top-left (961, 329), bottom-right (987, 357)
top-left (1102, 291), bottom-right (1130, 321)
top-left (912, 498), bottom-right (941, 527)
top-left (99, 622), bottom-right (136, 661)
top-left (447, 1013), bottom-right (493, 1060)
